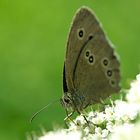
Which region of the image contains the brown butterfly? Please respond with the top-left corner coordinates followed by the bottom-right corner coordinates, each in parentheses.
top-left (60, 7), bottom-right (121, 117)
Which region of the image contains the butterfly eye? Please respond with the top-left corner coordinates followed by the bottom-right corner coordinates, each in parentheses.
top-left (109, 80), bottom-right (116, 87)
top-left (107, 70), bottom-right (112, 77)
top-left (79, 30), bottom-right (83, 37)
top-left (89, 55), bottom-right (94, 64)
top-left (111, 80), bottom-right (115, 85)
top-left (101, 58), bottom-right (110, 68)
top-left (77, 28), bottom-right (84, 39)
top-left (85, 51), bottom-right (90, 57)
top-left (88, 34), bottom-right (93, 40)
top-left (103, 59), bottom-right (108, 66)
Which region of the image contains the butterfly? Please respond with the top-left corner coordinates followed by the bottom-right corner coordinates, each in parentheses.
top-left (60, 7), bottom-right (121, 118)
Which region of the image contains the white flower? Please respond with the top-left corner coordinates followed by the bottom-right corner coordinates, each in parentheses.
top-left (91, 112), bottom-right (106, 125)
top-left (37, 74), bottom-right (140, 140)
top-left (95, 127), bottom-right (102, 134)
top-left (105, 106), bottom-right (115, 121)
top-left (114, 100), bottom-right (138, 121)
top-left (109, 123), bottom-right (139, 140)
top-left (101, 129), bottom-right (109, 138)
top-left (127, 74), bottom-right (140, 104)
top-left (88, 111), bottom-right (97, 120)
top-left (91, 133), bottom-right (102, 140)
top-left (39, 130), bottom-right (81, 140)
top-left (106, 122), bottom-right (114, 132)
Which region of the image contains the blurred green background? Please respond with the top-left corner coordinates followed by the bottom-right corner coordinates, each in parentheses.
top-left (0, 0), bottom-right (140, 139)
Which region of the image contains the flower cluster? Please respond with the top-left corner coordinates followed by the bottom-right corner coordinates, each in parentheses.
top-left (38, 74), bottom-right (140, 140)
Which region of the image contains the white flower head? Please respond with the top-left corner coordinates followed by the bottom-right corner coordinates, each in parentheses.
top-left (127, 74), bottom-right (140, 105)
top-left (37, 74), bottom-right (140, 140)
top-left (39, 130), bottom-right (81, 140)
top-left (109, 123), bottom-right (134, 140)
top-left (114, 100), bottom-right (138, 121)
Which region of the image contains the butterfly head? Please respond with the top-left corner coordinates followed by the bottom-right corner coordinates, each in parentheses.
top-left (60, 92), bottom-right (75, 112)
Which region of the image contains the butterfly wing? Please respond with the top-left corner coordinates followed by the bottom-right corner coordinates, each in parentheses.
top-left (64, 7), bottom-right (120, 107)
top-left (64, 7), bottom-right (102, 92)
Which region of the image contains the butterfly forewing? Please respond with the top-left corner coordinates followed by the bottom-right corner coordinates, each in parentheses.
top-left (63, 7), bottom-right (120, 109)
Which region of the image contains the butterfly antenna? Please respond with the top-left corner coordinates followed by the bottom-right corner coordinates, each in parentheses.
top-left (30, 99), bottom-right (59, 123)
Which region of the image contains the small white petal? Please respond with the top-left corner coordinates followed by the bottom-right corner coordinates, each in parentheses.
top-left (106, 122), bottom-right (114, 132)
top-left (84, 127), bottom-right (90, 136)
top-left (105, 107), bottom-right (115, 121)
top-left (92, 112), bottom-right (105, 125)
top-left (102, 129), bottom-right (109, 138)
top-left (95, 127), bottom-right (102, 134)
top-left (93, 133), bottom-right (102, 140)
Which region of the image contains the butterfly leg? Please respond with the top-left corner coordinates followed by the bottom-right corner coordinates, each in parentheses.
top-left (81, 113), bottom-right (89, 125)
top-left (77, 110), bottom-right (90, 126)
top-left (64, 110), bottom-right (76, 127)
